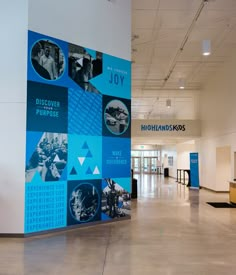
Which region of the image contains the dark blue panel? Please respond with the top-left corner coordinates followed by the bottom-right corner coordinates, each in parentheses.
top-left (27, 81), bottom-right (68, 133)
top-left (103, 96), bottom-right (131, 138)
top-left (67, 180), bottom-right (101, 226)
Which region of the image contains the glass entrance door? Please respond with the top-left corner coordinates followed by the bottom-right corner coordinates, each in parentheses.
top-left (151, 157), bottom-right (157, 174)
top-left (131, 150), bottom-right (162, 174)
top-left (143, 157), bottom-right (151, 173)
top-left (132, 157), bottom-right (141, 174)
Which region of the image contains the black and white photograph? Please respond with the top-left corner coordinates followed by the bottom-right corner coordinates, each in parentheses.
top-left (26, 133), bottom-right (67, 182)
top-left (104, 99), bottom-right (130, 135)
top-left (68, 43), bottom-right (102, 93)
top-left (31, 39), bottom-right (65, 80)
top-left (102, 178), bottom-right (131, 219)
top-left (69, 183), bottom-right (100, 223)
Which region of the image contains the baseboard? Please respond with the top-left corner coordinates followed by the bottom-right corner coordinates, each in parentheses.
top-left (0, 233), bottom-right (24, 238)
top-left (0, 217), bottom-right (131, 238)
top-left (201, 186), bottom-right (229, 193)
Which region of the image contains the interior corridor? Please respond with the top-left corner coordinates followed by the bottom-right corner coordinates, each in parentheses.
top-left (1, 175), bottom-right (236, 275)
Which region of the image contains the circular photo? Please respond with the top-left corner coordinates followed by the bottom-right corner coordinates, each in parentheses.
top-left (31, 39), bottom-right (65, 81)
top-left (104, 100), bottom-right (130, 135)
top-left (69, 183), bottom-right (99, 222)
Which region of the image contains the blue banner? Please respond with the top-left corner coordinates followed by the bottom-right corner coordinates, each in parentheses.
top-left (190, 153), bottom-right (199, 189)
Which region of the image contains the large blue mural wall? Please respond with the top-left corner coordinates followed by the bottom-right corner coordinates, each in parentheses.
top-left (25, 31), bottom-right (131, 233)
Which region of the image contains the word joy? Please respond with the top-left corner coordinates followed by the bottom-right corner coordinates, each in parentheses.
top-left (109, 72), bottom-right (125, 86)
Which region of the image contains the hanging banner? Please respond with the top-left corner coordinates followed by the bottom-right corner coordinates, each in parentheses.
top-left (190, 153), bottom-right (199, 189)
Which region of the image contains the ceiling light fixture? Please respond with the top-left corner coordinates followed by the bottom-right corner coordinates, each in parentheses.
top-left (202, 39), bottom-right (211, 56)
top-left (166, 99), bottom-right (171, 108)
top-left (179, 79), bottom-right (185, 89)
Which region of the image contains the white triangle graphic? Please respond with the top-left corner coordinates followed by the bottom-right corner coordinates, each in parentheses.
top-left (78, 157), bottom-right (85, 166)
top-left (54, 154), bottom-right (60, 162)
top-left (77, 58), bottom-right (84, 67)
top-left (93, 166), bottom-right (100, 175)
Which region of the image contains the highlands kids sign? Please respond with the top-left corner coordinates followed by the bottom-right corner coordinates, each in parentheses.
top-left (132, 120), bottom-right (201, 137)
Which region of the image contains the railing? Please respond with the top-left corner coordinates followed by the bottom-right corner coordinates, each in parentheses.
top-left (176, 169), bottom-right (191, 187)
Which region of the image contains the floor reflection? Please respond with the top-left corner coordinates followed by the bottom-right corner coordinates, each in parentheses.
top-left (134, 173), bottom-right (190, 201)
top-left (1, 174), bottom-right (235, 275)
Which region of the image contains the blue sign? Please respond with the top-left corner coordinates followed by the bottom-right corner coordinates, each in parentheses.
top-left (190, 153), bottom-right (199, 189)
top-left (102, 137), bottom-right (131, 178)
top-left (90, 54), bottom-right (131, 99)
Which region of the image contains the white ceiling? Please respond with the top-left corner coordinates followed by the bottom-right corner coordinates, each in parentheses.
top-left (132, 0), bottom-right (236, 123)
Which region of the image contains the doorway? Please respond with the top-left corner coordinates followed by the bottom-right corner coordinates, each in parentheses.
top-left (131, 157), bottom-right (141, 174)
top-left (216, 146), bottom-right (231, 191)
top-left (131, 150), bottom-right (161, 174)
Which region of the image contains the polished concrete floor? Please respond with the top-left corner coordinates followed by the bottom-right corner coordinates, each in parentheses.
top-left (1, 175), bottom-right (236, 275)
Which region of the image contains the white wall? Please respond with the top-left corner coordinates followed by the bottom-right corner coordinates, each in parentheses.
top-left (197, 134), bottom-right (234, 191)
top-left (161, 143), bottom-right (196, 179)
top-left (0, 0), bottom-right (28, 233)
top-left (199, 49), bottom-right (236, 191)
top-left (176, 142), bottom-right (196, 184)
top-left (176, 142), bottom-right (196, 170)
top-left (28, 0), bottom-right (131, 60)
top-left (161, 145), bottom-right (177, 178)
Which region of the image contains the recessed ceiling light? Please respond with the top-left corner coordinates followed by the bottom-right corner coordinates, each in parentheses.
top-left (202, 40), bottom-right (211, 56)
top-left (179, 79), bottom-right (185, 89)
top-left (166, 99), bottom-right (171, 108)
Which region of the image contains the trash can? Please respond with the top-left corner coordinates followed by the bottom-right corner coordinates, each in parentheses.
top-left (131, 178), bottom-right (138, 199)
top-left (164, 168), bottom-right (169, 177)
